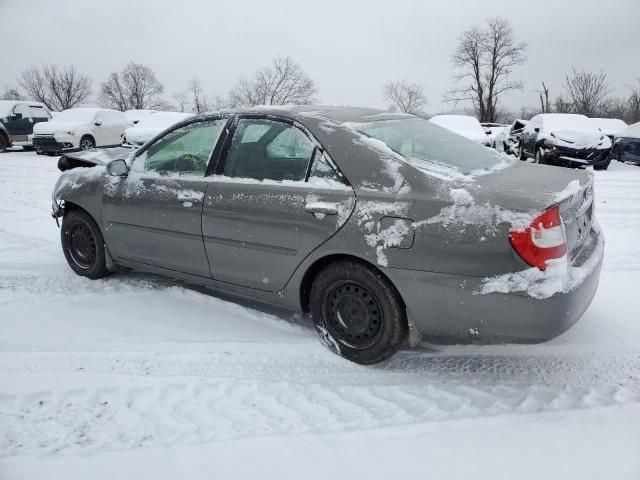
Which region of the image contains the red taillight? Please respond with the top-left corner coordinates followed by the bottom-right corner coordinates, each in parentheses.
top-left (509, 205), bottom-right (567, 270)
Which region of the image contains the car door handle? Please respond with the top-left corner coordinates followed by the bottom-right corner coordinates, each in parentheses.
top-left (305, 202), bottom-right (339, 215)
top-left (177, 194), bottom-right (201, 203)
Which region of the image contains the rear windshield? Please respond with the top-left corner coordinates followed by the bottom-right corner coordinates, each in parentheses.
top-left (353, 117), bottom-right (502, 173)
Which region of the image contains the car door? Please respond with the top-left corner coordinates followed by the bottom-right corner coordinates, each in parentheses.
top-left (7, 103), bottom-right (32, 137)
top-left (102, 117), bottom-right (227, 277)
top-left (94, 111), bottom-right (119, 146)
top-left (202, 115), bottom-right (356, 292)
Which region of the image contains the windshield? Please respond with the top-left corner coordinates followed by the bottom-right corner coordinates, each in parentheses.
top-left (54, 109), bottom-right (98, 123)
top-left (0, 101), bottom-right (17, 117)
top-left (354, 117), bottom-right (503, 173)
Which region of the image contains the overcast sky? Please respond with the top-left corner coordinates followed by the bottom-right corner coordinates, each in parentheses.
top-left (1, 0), bottom-right (639, 115)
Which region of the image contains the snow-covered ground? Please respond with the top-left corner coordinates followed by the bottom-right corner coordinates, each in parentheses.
top-left (1, 149), bottom-right (639, 479)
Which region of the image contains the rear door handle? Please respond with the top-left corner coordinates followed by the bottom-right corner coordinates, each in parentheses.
top-left (305, 202), bottom-right (338, 215)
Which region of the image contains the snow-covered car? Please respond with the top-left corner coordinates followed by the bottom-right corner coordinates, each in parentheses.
top-left (429, 115), bottom-right (491, 146)
top-left (51, 106), bottom-right (602, 365)
top-left (520, 113), bottom-right (612, 170)
top-left (495, 119), bottom-right (529, 156)
top-left (122, 112), bottom-right (193, 147)
top-left (481, 122), bottom-right (509, 148)
top-left (589, 117), bottom-right (627, 142)
top-left (611, 122), bottom-right (640, 165)
top-left (125, 109), bottom-right (157, 126)
top-left (0, 100), bottom-right (52, 152)
top-left (33, 108), bottom-right (129, 155)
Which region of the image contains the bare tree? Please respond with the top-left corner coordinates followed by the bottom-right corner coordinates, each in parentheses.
top-left (553, 95), bottom-right (573, 113)
top-left (383, 80), bottom-right (426, 114)
top-left (1, 86), bottom-right (24, 101)
top-left (446, 17), bottom-right (527, 122)
top-left (538, 81), bottom-right (551, 113)
top-left (172, 91), bottom-right (188, 112)
top-left (99, 62), bottom-right (165, 111)
top-left (187, 77), bottom-right (210, 113)
top-left (563, 68), bottom-right (611, 117)
top-left (19, 65), bottom-right (91, 111)
top-left (228, 56), bottom-right (317, 107)
top-left (627, 79), bottom-right (640, 124)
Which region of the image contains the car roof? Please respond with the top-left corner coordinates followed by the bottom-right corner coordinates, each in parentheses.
top-left (0, 100), bottom-right (47, 108)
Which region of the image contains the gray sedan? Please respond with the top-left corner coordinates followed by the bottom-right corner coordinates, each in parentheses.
top-left (52, 106), bottom-right (603, 364)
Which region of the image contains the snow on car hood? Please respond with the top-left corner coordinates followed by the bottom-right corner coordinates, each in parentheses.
top-left (548, 129), bottom-right (607, 148)
top-left (33, 121), bottom-right (84, 135)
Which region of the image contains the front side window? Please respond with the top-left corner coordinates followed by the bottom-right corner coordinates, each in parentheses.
top-left (223, 118), bottom-right (315, 181)
top-left (13, 104), bottom-right (29, 118)
top-left (132, 119), bottom-right (225, 176)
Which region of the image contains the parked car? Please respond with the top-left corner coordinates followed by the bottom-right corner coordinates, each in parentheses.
top-left (520, 113), bottom-right (612, 169)
top-left (52, 106), bottom-right (602, 364)
top-left (0, 100), bottom-right (52, 152)
top-left (589, 118), bottom-right (627, 142)
top-left (611, 122), bottom-right (640, 165)
top-left (481, 122), bottom-right (509, 148)
top-left (125, 109), bottom-right (157, 126)
top-left (495, 119), bottom-right (528, 156)
top-left (429, 115), bottom-right (491, 145)
top-left (33, 108), bottom-right (129, 155)
top-left (122, 111), bottom-right (193, 147)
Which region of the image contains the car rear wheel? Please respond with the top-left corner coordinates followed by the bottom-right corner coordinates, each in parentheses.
top-left (61, 209), bottom-right (109, 279)
top-left (518, 142), bottom-right (526, 160)
top-left (0, 134), bottom-right (7, 152)
top-left (310, 260), bottom-right (408, 364)
top-left (79, 136), bottom-right (95, 150)
top-left (535, 148), bottom-right (545, 164)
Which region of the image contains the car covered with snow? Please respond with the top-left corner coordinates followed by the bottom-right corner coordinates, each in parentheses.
top-left (0, 100), bottom-right (52, 151)
top-left (51, 106), bottom-right (602, 364)
top-left (429, 115), bottom-right (491, 146)
top-left (122, 111), bottom-right (193, 147)
top-left (611, 121), bottom-right (640, 165)
top-left (520, 113), bottom-right (612, 169)
top-left (481, 122), bottom-right (509, 148)
top-left (589, 117), bottom-right (627, 142)
top-left (495, 119), bottom-right (528, 156)
top-left (33, 108), bottom-right (129, 154)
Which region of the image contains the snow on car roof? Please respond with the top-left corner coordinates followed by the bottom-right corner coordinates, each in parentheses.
top-left (429, 115), bottom-right (485, 133)
top-left (137, 112), bottom-right (193, 128)
top-left (589, 118), bottom-right (628, 135)
top-left (0, 100), bottom-right (47, 116)
top-left (53, 108), bottom-right (109, 122)
top-left (537, 113), bottom-right (596, 132)
top-left (616, 122), bottom-right (640, 139)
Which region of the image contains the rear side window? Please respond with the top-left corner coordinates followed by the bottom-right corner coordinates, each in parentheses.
top-left (223, 118), bottom-right (315, 182)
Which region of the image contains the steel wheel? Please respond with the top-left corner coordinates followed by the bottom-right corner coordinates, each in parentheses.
top-left (66, 222), bottom-right (97, 270)
top-left (80, 137), bottom-right (95, 150)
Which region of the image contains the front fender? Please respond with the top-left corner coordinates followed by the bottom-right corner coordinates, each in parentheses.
top-left (51, 166), bottom-right (106, 230)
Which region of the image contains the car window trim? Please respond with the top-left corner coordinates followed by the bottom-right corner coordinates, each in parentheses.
top-left (211, 113), bottom-right (348, 185)
top-left (131, 114), bottom-right (233, 178)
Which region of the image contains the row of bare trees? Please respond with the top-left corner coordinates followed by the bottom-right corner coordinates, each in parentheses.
top-left (2, 56), bottom-right (318, 113)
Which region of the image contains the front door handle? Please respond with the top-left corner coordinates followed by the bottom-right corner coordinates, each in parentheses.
top-left (305, 201), bottom-right (339, 215)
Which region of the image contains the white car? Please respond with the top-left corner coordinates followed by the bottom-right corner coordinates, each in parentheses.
top-left (124, 109), bottom-right (158, 126)
top-left (429, 115), bottom-right (491, 146)
top-left (33, 108), bottom-right (128, 155)
top-left (589, 117), bottom-right (627, 141)
top-left (481, 122), bottom-right (509, 147)
top-left (122, 112), bottom-right (193, 147)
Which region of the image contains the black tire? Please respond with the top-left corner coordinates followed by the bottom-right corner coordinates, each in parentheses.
top-left (535, 148), bottom-right (546, 164)
top-left (518, 142), bottom-right (526, 160)
top-left (22, 146), bottom-right (35, 152)
top-left (61, 209), bottom-right (109, 279)
top-left (79, 135), bottom-right (95, 150)
top-left (613, 149), bottom-right (624, 163)
top-left (310, 260), bottom-right (408, 365)
top-left (0, 133), bottom-right (8, 152)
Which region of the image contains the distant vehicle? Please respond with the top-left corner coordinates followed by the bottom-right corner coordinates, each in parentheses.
top-left (122, 112), bottom-right (193, 147)
top-left (481, 122), bottom-right (509, 147)
top-left (611, 122), bottom-right (640, 165)
top-left (520, 113), bottom-right (612, 170)
top-left (125, 109), bottom-right (157, 126)
top-left (52, 106), bottom-right (602, 364)
top-left (429, 115), bottom-right (491, 146)
top-left (0, 100), bottom-right (52, 152)
top-left (33, 108), bottom-right (129, 155)
top-left (589, 118), bottom-right (627, 142)
top-left (495, 119), bottom-right (529, 156)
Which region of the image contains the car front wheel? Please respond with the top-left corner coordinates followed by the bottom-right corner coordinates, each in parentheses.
top-left (535, 148), bottom-right (545, 164)
top-left (61, 209), bottom-right (109, 279)
top-left (310, 260), bottom-right (408, 365)
top-left (79, 136), bottom-right (95, 150)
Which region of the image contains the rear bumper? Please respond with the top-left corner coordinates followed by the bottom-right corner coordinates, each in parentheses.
top-left (386, 227), bottom-right (603, 344)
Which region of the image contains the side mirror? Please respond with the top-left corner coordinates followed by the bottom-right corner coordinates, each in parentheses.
top-left (11, 113), bottom-right (23, 120)
top-left (107, 159), bottom-right (128, 177)
top-left (94, 121), bottom-right (102, 126)
top-left (534, 127), bottom-right (540, 133)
